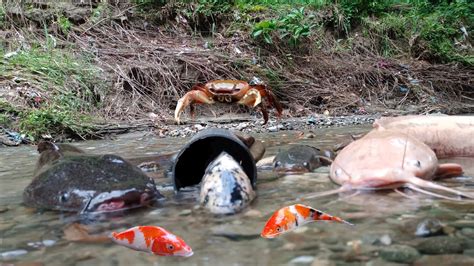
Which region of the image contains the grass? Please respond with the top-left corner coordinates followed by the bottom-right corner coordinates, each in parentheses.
top-left (1, 34), bottom-right (105, 140)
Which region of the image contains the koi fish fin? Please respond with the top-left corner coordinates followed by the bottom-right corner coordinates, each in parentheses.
top-left (435, 163), bottom-right (463, 179)
top-left (405, 176), bottom-right (474, 199)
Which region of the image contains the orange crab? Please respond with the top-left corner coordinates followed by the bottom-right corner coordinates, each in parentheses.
top-left (174, 80), bottom-right (283, 124)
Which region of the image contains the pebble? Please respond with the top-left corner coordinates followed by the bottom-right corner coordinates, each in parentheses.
top-left (243, 209), bottom-right (263, 218)
top-left (159, 115), bottom-right (376, 138)
top-left (0, 249), bottom-right (28, 259)
top-left (449, 220), bottom-right (474, 229)
top-left (415, 218), bottom-right (444, 237)
top-left (289, 255), bottom-right (315, 264)
top-left (416, 236), bottom-right (465, 254)
top-left (414, 254), bottom-right (474, 266)
top-left (379, 244), bottom-right (420, 263)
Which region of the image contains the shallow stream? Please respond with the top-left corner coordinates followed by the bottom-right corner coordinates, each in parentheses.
top-left (1, 126), bottom-right (474, 265)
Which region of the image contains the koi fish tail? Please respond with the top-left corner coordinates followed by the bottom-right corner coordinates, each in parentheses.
top-left (311, 209), bottom-right (354, 226)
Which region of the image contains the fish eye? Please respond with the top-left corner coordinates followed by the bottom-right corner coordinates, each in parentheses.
top-left (276, 226), bottom-right (282, 233)
top-left (166, 244), bottom-right (174, 250)
top-left (59, 192), bottom-right (69, 203)
top-left (416, 160), bottom-right (421, 168)
top-left (274, 161), bottom-right (281, 167)
top-left (303, 162), bottom-right (309, 167)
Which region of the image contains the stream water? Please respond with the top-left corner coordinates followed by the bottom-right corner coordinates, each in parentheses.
top-left (1, 126), bottom-right (474, 265)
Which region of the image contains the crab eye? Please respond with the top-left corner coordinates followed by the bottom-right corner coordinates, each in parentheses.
top-left (276, 226), bottom-right (283, 233)
top-left (166, 244), bottom-right (174, 250)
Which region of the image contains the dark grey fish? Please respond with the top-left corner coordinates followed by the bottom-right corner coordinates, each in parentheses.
top-left (200, 152), bottom-right (256, 214)
top-left (24, 143), bottom-right (162, 213)
top-left (273, 145), bottom-right (334, 173)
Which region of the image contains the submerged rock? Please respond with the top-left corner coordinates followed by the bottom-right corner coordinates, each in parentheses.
top-left (24, 142), bottom-right (162, 213)
top-left (379, 244), bottom-right (420, 263)
top-left (415, 218), bottom-right (444, 237)
top-left (414, 254), bottom-right (474, 266)
top-left (416, 236), bottom-right (465, 254)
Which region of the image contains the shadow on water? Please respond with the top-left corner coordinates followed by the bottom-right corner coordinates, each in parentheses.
top-left (1, 127), bottom-right (474, 265)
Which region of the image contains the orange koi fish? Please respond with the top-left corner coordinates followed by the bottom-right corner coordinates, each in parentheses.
top-left (261, 204), bottom-right (354, 238)
top-left (110, 226), bottom-right (193, 257)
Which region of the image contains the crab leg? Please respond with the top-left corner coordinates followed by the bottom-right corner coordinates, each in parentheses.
top-left (174, 90), bottom-right (214, 124)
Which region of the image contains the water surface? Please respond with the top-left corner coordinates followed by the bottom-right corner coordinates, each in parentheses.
top-left (1, 126), bottom-right (473, 265)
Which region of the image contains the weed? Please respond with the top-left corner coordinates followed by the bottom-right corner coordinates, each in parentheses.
top-left (57, 14), bottom-right (72, 35)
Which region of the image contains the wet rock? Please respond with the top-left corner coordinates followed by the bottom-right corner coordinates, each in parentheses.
top-left (311, 258), bottom-right (336, 266)
top-left (362, 234), bottom-right (392, 246)
top-left (415, 218), bottom-right (444, 237)
top-left (0, 249), bottom-right (28, 259)
top-left (289, 255), bottom-right (314, 264)
top-left (414, 254), bottom-right (474, 266)
top-left (366, 258), bottom-right (408, 266)
top-left (449, 220), bottom-right (474, 229)
top-left (379, 244), bottom-right (420, 263)
top-left (268, 126), bottom-right (278, 132)
top-left (460, 228), bottom-right (474, 238)
top-left (463, 249), bottom-right (474, 256)
top-left (416, 236), bottom-right (465, 254)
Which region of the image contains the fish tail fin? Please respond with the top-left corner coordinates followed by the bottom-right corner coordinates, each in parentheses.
top-left (313, 210), bottom-right (354, 226)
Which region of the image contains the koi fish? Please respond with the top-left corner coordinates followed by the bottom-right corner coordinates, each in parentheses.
top-left (261, 204), bottom-right (354, 238)
top-left (110, 226), bottom-right (193, 257)
top-left (200, 152), bottom-right (256, 214)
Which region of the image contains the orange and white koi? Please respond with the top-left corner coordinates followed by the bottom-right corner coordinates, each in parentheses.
top-left (261, 204), bottom-right (354, 238)
top-left (110, 226), bottom-right (193, 257)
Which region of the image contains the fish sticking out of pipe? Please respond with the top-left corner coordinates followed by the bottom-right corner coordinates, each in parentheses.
top-left (200, 152), bottom-right (256, 214)
top-left (23, 141), bottom-right (162, 213)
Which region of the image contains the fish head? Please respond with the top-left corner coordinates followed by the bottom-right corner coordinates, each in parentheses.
top-left (199, 152), bottom-right (256, 214)
top-left (273, 145), bottom-right (329, 173)
top-left (151, 233), bottom-right (193, 257)
top-left (24, 154), bottom-right (162, 213)
top-left (330, 130), bottom-right (438, 188)
top-left (260, 207), bottom-right (294, 238)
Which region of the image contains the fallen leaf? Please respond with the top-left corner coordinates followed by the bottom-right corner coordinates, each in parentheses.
top-left (63, 223), bottom-right (110, 243)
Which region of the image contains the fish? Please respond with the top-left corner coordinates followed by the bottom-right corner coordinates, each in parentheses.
top-left (303, 129), bottom-right (474, 201)
top-left (273, 145), bottom-right (334, 173)
top-left (200, 152), bottom-right (256, 214)
top-left (373, 115), bottom-right (474, 158)
top-left (261, 204), bottom-right (353, 238)
top-left (110, 226), bottom-right (193, 257)
top-left (24, 142), bottom-right (162, 213)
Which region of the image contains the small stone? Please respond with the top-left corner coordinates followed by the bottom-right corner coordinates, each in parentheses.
top-left (414, 254), bottom-right (474, 266)
top-left (417, 236), bottom-right (465, 254)
top-left (0, 249), bottom-right (28, 259)
top-left (268, 126), bottom-right (278, 132)
top-left (277, 124), bottom-right (285, 130)
top-left (461, 228), bottom-right (474, 238)
top-left (179, 209), bottom-right (192, 216)
top-left (42, 239), bottom-right (56, 247)
top-left (379, 234), bottom-right (392, 246)
top-left (449, 220), bottom-right (474, 229)
top-left (243, 209), bottom-right (263, 218)
top-left (193, 124), bottom-right (205, 131)
top-left (415, 218), bottom-right (444, 237)
top-left (289, 255), bottom-right (314, 264)
top-left (311, 258), bottom-right (335, 266)
top-left (379, 244), bottom-right (420, 263)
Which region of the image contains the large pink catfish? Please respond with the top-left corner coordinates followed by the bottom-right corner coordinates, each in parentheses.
top-left (304, 130), bottom-right (474, 200)
top-left (373, 115), bottom-right (474, 158)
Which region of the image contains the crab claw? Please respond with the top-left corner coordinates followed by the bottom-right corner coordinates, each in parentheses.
top-left (237, 88), bottom-right (262, 108)
top-left (174, 90), bottom-right (214, 124)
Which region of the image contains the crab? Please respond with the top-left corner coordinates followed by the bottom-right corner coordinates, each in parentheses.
top-left (174, 80), bottom-right (283, 124)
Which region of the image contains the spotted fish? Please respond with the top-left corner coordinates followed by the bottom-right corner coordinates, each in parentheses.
top-left (261, 204), bottom-right (354, 238)
top-left (200, 152), bottom-right (256, 214)
top-left (110, 226), bottom-right (193, 257)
